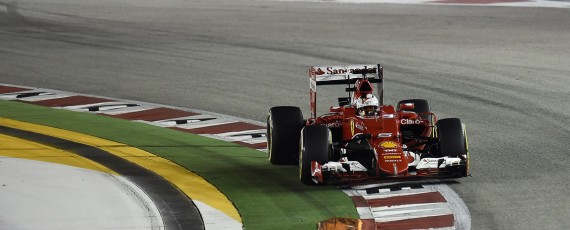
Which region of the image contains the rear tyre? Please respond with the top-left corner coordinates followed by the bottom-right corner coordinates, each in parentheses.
top-left (436, 118), bottom-right (469, 177)
top-left (267, 106), bottom-right (304, 165)
top-left (300, 125), bottom-right (331, 185)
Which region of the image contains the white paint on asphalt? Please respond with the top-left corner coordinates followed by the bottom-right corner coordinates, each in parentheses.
top-left (371, 202), bottom-right (452, 222)
top-left (194, 201), bottom-right (242, 230)
top-left (434, 183), bottom-right (472, 230)
top-left (0, 157), bottom-right (164, 230)
top-left (152, 114), bottom-right (220, 127)
top-left (362, 189), bottom-right (434, 200)
top-left (356, 207), bottom-right (375, 219)
top-left (63, 102), bottom-right (140, 112)
top-left (0, 91), bottom-right (71, 102)
top-left (175, 120), bottom-right (237, 130)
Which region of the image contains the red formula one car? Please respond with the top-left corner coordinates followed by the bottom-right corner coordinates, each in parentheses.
top-left (267, 64), bottom-right (469, 185)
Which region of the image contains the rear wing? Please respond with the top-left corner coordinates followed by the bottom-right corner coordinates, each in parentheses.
top-left (309, 64), bottom-right (383, 86)
top-left (308, 64), bottom-right (384, 119)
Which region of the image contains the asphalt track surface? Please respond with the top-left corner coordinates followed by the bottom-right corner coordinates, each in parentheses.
top-left (1, 0), bottom-right (569, 229)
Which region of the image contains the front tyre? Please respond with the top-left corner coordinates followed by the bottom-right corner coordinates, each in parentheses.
top-left (267, 106), bottom-right (304, 165)
top-left (300, 125), bottom-right (331, 185)
top-left (436, 118), bottom-right (469, 177)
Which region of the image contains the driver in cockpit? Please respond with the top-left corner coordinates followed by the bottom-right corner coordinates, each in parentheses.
top-left (354, 94), bottom-right (379, 116)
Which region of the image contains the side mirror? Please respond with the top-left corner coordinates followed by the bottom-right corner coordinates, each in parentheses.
top-left (399, 102), bottom-right (415, 111)
top-left (401, 111), bottom-right (418, 120)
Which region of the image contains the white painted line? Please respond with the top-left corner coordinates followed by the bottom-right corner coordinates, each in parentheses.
top-left (18, 94), bottom-right (72, 102)
top-left (350, 179), bottom-right (442, 190)
top-left (62, 102), bottom-right (116, 110)
top-left (176, 120), bottom-right (238, 130)
top-left (0, 157), bottom-right (164, 230)
top-left (0, 90), bottom-right (36, 99)
top-left (434, 183), bottom-right (471, 230)
top-left (433, 227), bottom-right (455, 230)
top-left (214, 129), bottom-right (267, 144)
top-left (151, 115), bottom-right (216, 127)
top-left (199, 134), bottom-right (235, 142)
top-left (198, 134), bottom-right (266, 145)
top-left (64, 102), bottom-right (140, 112)
top-left (150, 115), bottom-right (228, 128)
top-left (0, 91), bottom-right (70, 101)
top-left (245, 137), bottom-right (267, 143)
top-left (97, 107), bottom-right (157, 115)
top-left (216, 129), bottom-right (266, 138)
top-left (198, 134), bottom-right (267, 149)
top-left (372, 203), bottom-right (452, 222)
top-left (214, 129), bottom-right (266, 143)
top-left (135, 120), bottom-right (174, 128)
top-left (239, 138), bottom-right (267, 144)
top-left (356, 207), bottom-right (375, 219)
top-left (194, 201), bottom-right (242, 230)
top-left (156, 115), bottom-right (217, 122)
top-left (362, 189), bottom-right (434, 200)
top-left (372, 202), bottom-right (448, 212)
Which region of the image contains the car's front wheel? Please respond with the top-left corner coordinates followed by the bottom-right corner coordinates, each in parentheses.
top-left (436, 118), bottom-right (469, 177)
top-left (300, 125), bottom-right (331, 185)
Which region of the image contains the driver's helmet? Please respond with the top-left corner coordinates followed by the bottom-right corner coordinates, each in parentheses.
top-left (356, 94), bottom-right (379, 116)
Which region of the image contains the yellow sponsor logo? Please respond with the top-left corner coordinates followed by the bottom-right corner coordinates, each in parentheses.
top-left (380, 141), bottom-right (398, 149)
top-left (384, 155), bottom-right (401, 159)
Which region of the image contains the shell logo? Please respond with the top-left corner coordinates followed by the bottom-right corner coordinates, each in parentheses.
top-left (380, 141), bottom-right (398, 149)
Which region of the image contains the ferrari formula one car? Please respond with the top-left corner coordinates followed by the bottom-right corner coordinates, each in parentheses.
top-left (267, 64), bottom-right (470, 185)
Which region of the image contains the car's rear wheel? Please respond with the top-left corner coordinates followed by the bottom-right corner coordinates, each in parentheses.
top-left (436, 118), bottom-right (469, 176)
top-left (267, 106), bottom-right (304, 165)
top-left (300, 125), bottom-right (331, 185)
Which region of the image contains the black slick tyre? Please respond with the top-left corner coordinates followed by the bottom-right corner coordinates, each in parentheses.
top-left (299, 125), bottom-right (331, 185)
top-left (436, 118), bottom-right (469, 177)
top-left (267, 106), bottom-right (304, 165)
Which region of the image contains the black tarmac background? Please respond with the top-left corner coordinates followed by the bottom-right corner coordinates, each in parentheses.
top-left (1, 0), bottom-right (569, 229)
